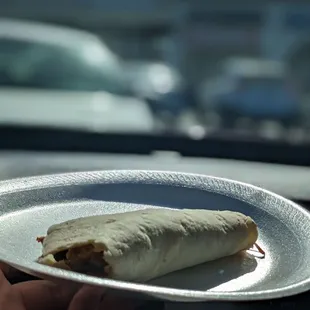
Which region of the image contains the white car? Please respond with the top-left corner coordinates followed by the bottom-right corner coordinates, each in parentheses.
top-left (0, 18), bottom-right (155, 133)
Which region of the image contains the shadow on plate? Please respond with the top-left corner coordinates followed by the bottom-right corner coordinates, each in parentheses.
top-left (149, 252), bottom-right (258, 291)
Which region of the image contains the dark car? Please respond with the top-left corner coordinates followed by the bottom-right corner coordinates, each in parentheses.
top-left (199, 58), bottom-right (301, 128)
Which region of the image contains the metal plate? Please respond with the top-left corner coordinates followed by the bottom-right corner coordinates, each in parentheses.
top-left (0, 170), bottom-right (309, 302)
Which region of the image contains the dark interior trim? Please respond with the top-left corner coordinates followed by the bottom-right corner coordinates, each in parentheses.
top-left (0, 125), bottom-right (310, 166)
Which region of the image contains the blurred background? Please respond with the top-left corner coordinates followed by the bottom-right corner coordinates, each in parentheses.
top-left (1, 0), bottom-right (310, 142)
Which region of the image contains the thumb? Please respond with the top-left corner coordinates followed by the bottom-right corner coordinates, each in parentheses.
top-left (68, 285), bottom-right (146, 310)
top-left (0, 262), bottom-right (11, 275)
top-left (68, 285), bottom-right (105, 310)
top-left (0, 268), bottom-right (10, 290)
top-left (13, 280), bottom-right (78, 310)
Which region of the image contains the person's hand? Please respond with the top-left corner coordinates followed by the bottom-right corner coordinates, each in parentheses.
top-left (0, 263), bottom-right (76, 310)
top-left (67, 286), bottom-right (143, 310)
top-left (0, 263), bottom-right (145, 310)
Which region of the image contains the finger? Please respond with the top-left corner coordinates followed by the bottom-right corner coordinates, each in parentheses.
top-left (0, 262), bottom-right (37, 283)
top-left (0, 268), bottom-right (10, 291)
top-left (0, 269), bottom-right (24, 310)
top-left (68, 285), bottom-right (105, 310)
top-left (13, 280), bottom-right (78, 310)
top-left (98, 295), bottom-right (145, 310)
top-left (0, 262), bottom-right (13, 276)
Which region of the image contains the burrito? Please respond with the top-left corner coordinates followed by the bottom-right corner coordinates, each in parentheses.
top-left (37, 208), bottom-right (259, 282)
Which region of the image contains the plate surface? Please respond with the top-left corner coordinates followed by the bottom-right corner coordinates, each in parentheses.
top-left (0, 170), bottom-right (309, 302)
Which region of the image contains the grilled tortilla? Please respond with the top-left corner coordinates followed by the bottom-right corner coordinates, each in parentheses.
top-left (37, 208), bottom-right (258, 282)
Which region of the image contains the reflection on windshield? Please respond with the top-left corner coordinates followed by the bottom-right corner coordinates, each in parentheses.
top-left (0, 3), bottom-right (309, 141)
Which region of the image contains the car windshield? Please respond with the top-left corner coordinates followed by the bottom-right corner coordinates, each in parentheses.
top-left (0, 2), bottom-right (309, 144)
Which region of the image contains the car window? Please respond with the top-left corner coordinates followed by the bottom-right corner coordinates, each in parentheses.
top-left (0, 38), bottom-right (128, 95)
top-left (239, 77), bottom-right (285, 88)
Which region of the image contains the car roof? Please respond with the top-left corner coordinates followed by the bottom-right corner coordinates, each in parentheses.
top-left (222, 57), bottom-right (286, 78)
top-left (0, 18), bottom-right (121, 67)
top-left (0, 18), bottom-right (102, 49)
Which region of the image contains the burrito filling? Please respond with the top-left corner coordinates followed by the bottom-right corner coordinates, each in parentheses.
top-left (44, 244), bottom-right (109, 276)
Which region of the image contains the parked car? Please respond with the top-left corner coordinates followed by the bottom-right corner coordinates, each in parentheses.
top-left (199, 57), bottom-right (301, 128)
top-left (0, 18), bottom-right (154, 133)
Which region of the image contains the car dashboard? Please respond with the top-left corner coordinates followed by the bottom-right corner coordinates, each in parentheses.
top-left (0, 151), bottom-right (309, 203)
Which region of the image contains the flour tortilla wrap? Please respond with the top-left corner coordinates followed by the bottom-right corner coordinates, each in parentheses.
top-left (37, 208), bottom-right (258, 282)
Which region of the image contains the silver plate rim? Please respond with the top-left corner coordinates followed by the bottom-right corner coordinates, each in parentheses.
top-left (0, 169), bottom-right (309, 302)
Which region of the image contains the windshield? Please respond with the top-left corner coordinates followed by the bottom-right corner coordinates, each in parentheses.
top-left (0, 3), bottom-right (309, 142)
